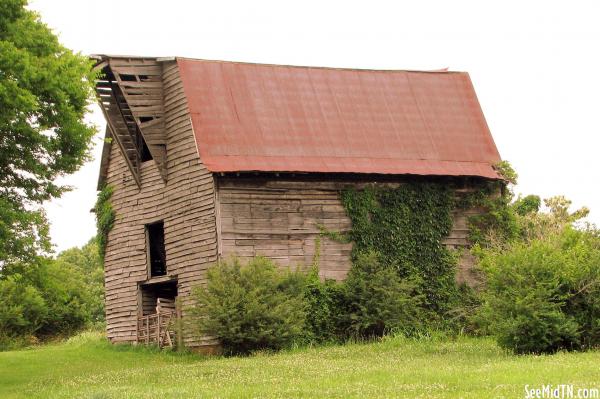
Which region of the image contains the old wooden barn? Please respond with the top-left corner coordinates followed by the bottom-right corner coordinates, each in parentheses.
top-left (92, 55), bottom-right (501, 349)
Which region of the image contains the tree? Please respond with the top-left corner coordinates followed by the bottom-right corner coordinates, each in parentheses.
top-left (0, 0), bottom-right (97, 265)
top-left (0, 239), bottom-right (104, 349)
top-left (51, 239), bottom-right (104, 324)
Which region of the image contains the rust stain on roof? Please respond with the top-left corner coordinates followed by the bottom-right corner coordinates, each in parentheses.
top-left (177, 58), bottom-right (501, 178)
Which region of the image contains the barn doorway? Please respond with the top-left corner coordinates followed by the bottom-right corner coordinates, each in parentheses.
top-left (137, 280), bottom-right (178, 347)
top-left (139, 280), bottom-right (177, 316)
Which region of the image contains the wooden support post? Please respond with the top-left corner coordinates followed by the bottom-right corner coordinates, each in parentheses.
top-left (157, 313), bottom-right (161, 347)
top-left (176, 298), bottom-right (183, 351)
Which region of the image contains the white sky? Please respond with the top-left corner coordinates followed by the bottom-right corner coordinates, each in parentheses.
top-left (30, 0), bottom-right (600, 253)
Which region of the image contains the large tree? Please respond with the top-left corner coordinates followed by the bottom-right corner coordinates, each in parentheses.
top-left (0, 0), bottom-right (97, 265)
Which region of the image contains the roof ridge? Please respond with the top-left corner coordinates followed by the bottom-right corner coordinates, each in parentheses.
top-left (90, 54), bottom-right (464, 74)
top-left (176, 57), bottom-right (462, 74)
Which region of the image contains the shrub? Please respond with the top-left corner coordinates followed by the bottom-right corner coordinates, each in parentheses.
top-left (302, 267), bottom-right (347, 344)
top-left (0, 239), bottom-right (104, 349)
top-left (0, 275), bottom-right (48, 342)
top-left (33, 260), bottom-right (97, 337)
top-left (445, 283), bottom-right (483, 335)
top-left (189, 257), bottom-right (307, 355)
top-left (513, 194), bottom-right (541, 216)
top-left (341, 251), bottom-right (424, 338)
top-left (477, 227), bottom-right (600, 353)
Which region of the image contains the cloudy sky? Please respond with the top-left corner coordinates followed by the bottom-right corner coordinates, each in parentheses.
top-left (29, 0), bottom-right (600, 253)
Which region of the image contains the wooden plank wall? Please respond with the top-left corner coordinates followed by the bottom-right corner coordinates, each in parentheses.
top-left (141, 290), bottom-right (157, 316)
top-left (218, 178), bottom-right (484, 283)
top-left (103, 60), bottom-right (218, 346)
top-left (218, 179), bottom-right (353, 280)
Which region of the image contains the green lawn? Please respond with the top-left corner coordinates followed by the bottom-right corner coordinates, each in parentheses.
top-left (1, 332), bottom-right (599, 398)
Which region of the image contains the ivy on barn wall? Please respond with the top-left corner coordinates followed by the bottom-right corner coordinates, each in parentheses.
top-left (339, 183), bottom-right (459, 314)
top-left (93, 184), bottom-right (116, 260)
top-left (456, 161), bottom-right (517, 246)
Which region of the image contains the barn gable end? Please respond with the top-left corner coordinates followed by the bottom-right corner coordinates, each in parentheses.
top-left (98, 59), bottom-right (218, 347)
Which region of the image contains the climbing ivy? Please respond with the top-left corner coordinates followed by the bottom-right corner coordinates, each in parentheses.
top-left (458, 161), bottom-right (521, 247)
top-left (316, 223), bottom-right (350, 243)
top-left (340, 183), bottom-right (458, 315)
top-left (93, 185), bottom-right (116, 260)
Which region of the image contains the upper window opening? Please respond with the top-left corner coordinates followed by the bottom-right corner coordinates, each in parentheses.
top-left (147, 221), bottom-right (166, 277)
top-left (137, 129), bottom-right (153, 162)
top-left (119, 74), bottom-right (137, 82)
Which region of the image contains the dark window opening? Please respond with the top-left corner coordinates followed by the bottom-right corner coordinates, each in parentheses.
top-left (139, 136), bottom-right (152, 162)
top-left (140, 281), bottom-right (177, 316)
top-left (137, 129), bottom-right (153, 162)
top-left (119, 74), bottom-right (137, 82)
top-left (147, 221), bottom-right (167, 277)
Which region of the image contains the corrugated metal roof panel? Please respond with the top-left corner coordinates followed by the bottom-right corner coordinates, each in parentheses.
top-left (177, 58), bottom-right (501, 179)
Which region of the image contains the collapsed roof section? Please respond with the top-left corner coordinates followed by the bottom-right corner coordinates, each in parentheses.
top-left (93, 56), bottom-right (168, 188)
top-left (94, 55), bottom-right (502, 189)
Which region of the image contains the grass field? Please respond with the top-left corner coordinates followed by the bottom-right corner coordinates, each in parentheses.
top-left (1, 332), bottom-right (599, 398)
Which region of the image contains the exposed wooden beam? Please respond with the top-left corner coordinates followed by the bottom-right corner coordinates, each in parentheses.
top-left (97, 100), bottom-right (142, 188)
top-left (109, 58), bottom-right (168, 182)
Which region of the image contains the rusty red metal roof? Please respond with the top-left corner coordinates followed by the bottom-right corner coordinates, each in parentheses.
top-left (177, 58), bottom-right (501, 178)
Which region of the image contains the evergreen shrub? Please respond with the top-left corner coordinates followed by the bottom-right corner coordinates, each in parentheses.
top-left (478, 227), bottom-right (600, 353)
top-left (189, 257), bottom-right (306, 355)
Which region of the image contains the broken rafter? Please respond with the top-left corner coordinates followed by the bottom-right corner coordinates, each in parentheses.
top-left (109, 58), bottom-right (168, 182)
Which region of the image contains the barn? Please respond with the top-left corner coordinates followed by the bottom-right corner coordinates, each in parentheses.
top-left (92, 55), bottom-right (502, 349)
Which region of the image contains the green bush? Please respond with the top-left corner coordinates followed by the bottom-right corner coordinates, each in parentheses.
top-left (189, 257), bottom-right (307, 355)
top-left (302, 268), bottom-right (347, 344)
top-left (190, 254), bottom-right (428, 350)
top-left (477, 227), bottom-right (600, 353)
top-left (33, 260), bottom-right (98, 337)
top-left (0, 275), bottom-right (48, 341)
top-left (341, 251), bottom-right (424, 338)
top-left (0, 239), bottom-right (104, 349)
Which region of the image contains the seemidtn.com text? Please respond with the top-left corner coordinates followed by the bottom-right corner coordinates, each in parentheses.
top-left (525, 385), bottom-right (599, 399)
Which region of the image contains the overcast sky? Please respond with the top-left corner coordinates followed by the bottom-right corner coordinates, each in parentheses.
top-left (29, 0), bottom-right (600, 253)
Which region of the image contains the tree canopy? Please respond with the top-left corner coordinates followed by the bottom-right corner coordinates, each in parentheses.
top-left (0, 0), bottom-right (97, 265)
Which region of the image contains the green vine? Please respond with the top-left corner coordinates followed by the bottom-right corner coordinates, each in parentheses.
top-left (311, 235), bottom-right (321, 269)
top-left (93, 185), bottom-right (115, 260)
top-left (458, 161), bottom-right (520, 247)
top-left (340, 183), bottom-right (458, 314)
top-left (316, 223), bottom-right (351, 243)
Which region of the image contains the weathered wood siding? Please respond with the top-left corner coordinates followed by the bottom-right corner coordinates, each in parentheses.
top-left (218, 179), bottom-right (353, 280)
top-left (103, 60), bottom-right (218, 346)
top-left (217, 178), bottom-right (483, 283)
